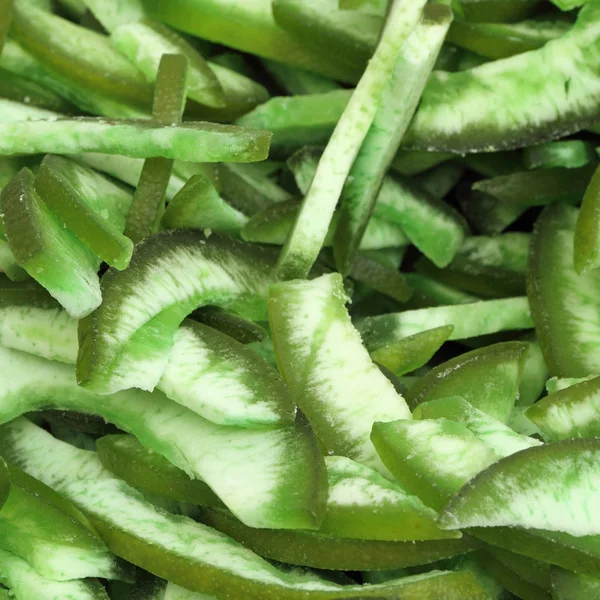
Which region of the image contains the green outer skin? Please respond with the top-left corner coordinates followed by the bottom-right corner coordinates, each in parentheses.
top-left (157, 319), bottom-right (295, 427)
top-left (0, 119), bottom-right (271, 163)
top-left (458, 189), bottom-right (526, 236)
top-left (141, 0), bottom-right (364, 84)
top-left (261, 59), bottom-right (340, 96)
top-left (162, 173), bottom-right (247, 235)
top-left (403, 273), bottom-right (479, 308)
top-left (575, 164), bottom-right (600, 273)
top-left (35, 155), bottom-right (134, 270)
top-left (10, 2), bottom-right (153, 110)
top-left (446, 19), bottom-right (569, 60)
top-left (525, 140), bottom-right (598, 170)
top-left (0, 0), bottom-right (11, 54)
top-left (526, 375), bottom-right (600, 441)
top-left (337, 4), bottom-right (453, 277)
top-left (473, 164), bottom-right (596, 208)
top-left (0, 459), bottom-right (8, 513)
top-left (269, 273), bottom-right (411, 474)
top-left (125, 54), bottom-right (187, 244)
top-left (111, 19), bottom-right (225, 109)
top-left (360, 297), bottom-right (534, 351)
top-left (77, 231), bottom-right (277, 394)
top-left (0, 39), bottom-right (147, 119)
top-left (271, 0), bottom-right (380, 84)
top-left (198, 507), bottom-right (479, 572)
top-left (189, 307), bottom-right (267, 345)
top-left (485, 546), bottom-right (551, 590)
top-left (545, 375), bottom-right (596, 394)
top-left (516, 336), bottom-right (548, 406)
top-left (237, 90), bottom-right (351, 155)
top-left (371, 325), bottom-right (454, 376)
top-left (404, 0), bottom-right (600, 152)
top-left (0, 474), bottom-right (121, 581)
top-left (457, 0), bottom-right (540, 22)
top-left (461, 150), bottom-right (524, 178)
top-left (475, 551), bottom-right (552, 600)
top-left (0, 346), bottom-right (326, 530)
top-left (371, 419), bottom-right (497, 511)
top-left (345, 254), bottom-right (412, 303)
top-left (96, 434), bottom-right (223, 507)
top-left (1, 168), bottom-right (102, 319)
top-left (391, 151), bottom-right (453, 176)
top-left (0, 547), bottom-right (110, 600)
top-left (439, 438), bottom-right (600, 537)
top-left (405, 342), bottom-right (528, 423)
top-left (275, 0), bottom-right (427, 280)
top-left (528, 203), bottom-right (600, 377)
top-left (551, 568), bottom-right (600, 599)
top-left (472, 526), bottom-right (600, 579)
top-left (413, 161), bottom-right (465, 200)
top-left (413, 396), bottom-right (541, 457)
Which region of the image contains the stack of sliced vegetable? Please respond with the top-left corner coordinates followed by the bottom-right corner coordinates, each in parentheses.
top-left (1, 0), bottom-right (600, 598)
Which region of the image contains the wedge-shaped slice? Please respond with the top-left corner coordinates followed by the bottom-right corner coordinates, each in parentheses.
top-left (0, 280), bottom-right (78, 363)
top-left (405, 342), bottom-right (529, 423)
top-left (0, 347), bottom-right (325, 530)
top-left (77, 231), bottom-right (277, 394)
top-left (269, 273), bottom-right (411, 474)
top-left (526, 375), bottom-right (600, 441)
top-left (371, 419), bottom-right (497, 510)
top-left (162, 173), bottom-right (247, 235)
top-left (97, 434), bottom-right (222, 507)
top-left (529, 203), bottom-right (600, 377)
top-left (414, 397), bottom-right (541, 457)
top-left (35, 155), bottom-right (134, 270)
top-left (551, 568), bottom-right (600, 599)
top-left (157, 320), bottom-right (294, 427)
top-left (440, 439), bottom-right (600, 537)
top-left (0, 547), bottom-right (109, 600)
top-left (360, 298), bottom-right (534, 351)
top-left (0, 465), bottom-right (126, 581)
top-left (404, 0), bottom-right (600, 152)
top-left (0, 168), bottom-right (101, 318)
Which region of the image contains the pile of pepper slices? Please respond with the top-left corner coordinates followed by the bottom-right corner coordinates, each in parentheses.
top-left (0, 0), bottom-right (600, 598)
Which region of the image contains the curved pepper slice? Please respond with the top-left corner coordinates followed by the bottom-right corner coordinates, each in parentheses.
top-left (96, 434), bottom-right (222, 507)
top-left (405, 342), bottom-right (529, 423)
top-left (0, 347), bottom-right (326, 530)
top-left (35, 155), bottom-right (134, 270)
top-left (269, 273), bottom-right (411, 474)
top-left (528, 203), bottom-right (600, 377)
top-left (1, 168), bottom-right (102, 319)
top-left (77, 231), bottom-right (277, 394)
top-left (0, 547), bottom-right (110, 600)
top-left (439, 439), bottom-right (600, 537)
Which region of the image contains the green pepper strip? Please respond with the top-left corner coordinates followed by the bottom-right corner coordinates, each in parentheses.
top-left (0, 459), bottom-right (8, 512)
top-left (525, 140), bottom-right (598, 170)
top-left (574, 164), bottom-right (600, 274)
top-left (333, 6), bottom-right (452, 276)
top-left (125, 54), bottom-right (188, 243)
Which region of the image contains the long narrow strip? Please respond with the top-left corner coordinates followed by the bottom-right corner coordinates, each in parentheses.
top-left (274, 0), bottom-right (427, 280)
top-left (125, 54), bottom-right (187, 243)
top-left (333, 5), bottom-right (451, 275)
top-left (0, 0), bottom-right (12, 54)
top-left (574, 164), bottom-right (600, 274)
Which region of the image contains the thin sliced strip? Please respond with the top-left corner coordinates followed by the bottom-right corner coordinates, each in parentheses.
top-left (0, 347), bottom-right (326, 530)
top-left (1, 168), bottom-right (101, 319)
top-left (189, 307), bottom-right (267, 345)
top-left (528, 203), bottom-right (600, 377)
top-left (0, 547), bottom-right (109, 600)
top-left (439, 438), bottom-right (600, 537)
top-left (269, 273), bottom-right (411, 474)
top-left (333, 6), bottom-right (452, 275)
top-left (125, 54), bottom-right (187, 243)
top-left (261, 59), bottom-right (340, 96)
top-left (526, 375), bottom-right (600, 441)
top-left (345, 254), bottom-right (412, 303)
top-left (525, 140), bottom-right (598, 170)
top-left (35, 155), bottom-right (134, 270)
top-left (0, 458), bottom-right (8, 512)
top-left (77, 232), bottom-right (277, 395)
top-left (274, 0), bottom-right (427, 280)
top-left (0, 118), bottom-right (271, 162)
top-left (575, 164), bottom-right (600, 274)
top-left (405, 342), bottom-right (529, 423)
top-left (360, 297), bottom-right (533, 351)
top-left (157, 319), bottom-right (295, 427)
top-left (404, 1), bottom-right (600, 152)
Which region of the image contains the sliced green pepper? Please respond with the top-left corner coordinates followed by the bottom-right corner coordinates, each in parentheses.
top-left (0, 458), bottom-right (8, 513)
top-left (405, 342), bottom-right (528, 423)
top-left (403, 273), bottom-right (479, 308)
top-left (525, 140), bottom-right (598, 170)
top-left (485, 546), bottom-right (551, 590)
top-left (35, 155), bottom-right (134, 270)
top-left (125, 54), bottom-right (187, 243)
top-left (189, 307), bottom-right (267, 345)
top-left (261, 59), bottom-right (340, 96)
top-left (456, 0), bottom-right (540, 22)
top-left (96, 434), bottom-right (222, 507)
top-left (517, 336), bottom-right (548, 406)
top-left (270, 273), bottom-right (411, 474)
top-left (574, 163), bottom-right (600, 274)
top-left (413, 161), bottom-right (465, 200)
top-left (528, 203), bottom-right (600, 377)
top-left (1, 168), bottom-right (102, 318)
top-left (390, 150), bottom-right (453, 177)
top-left (551, 568), bottom-right (600, 599)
